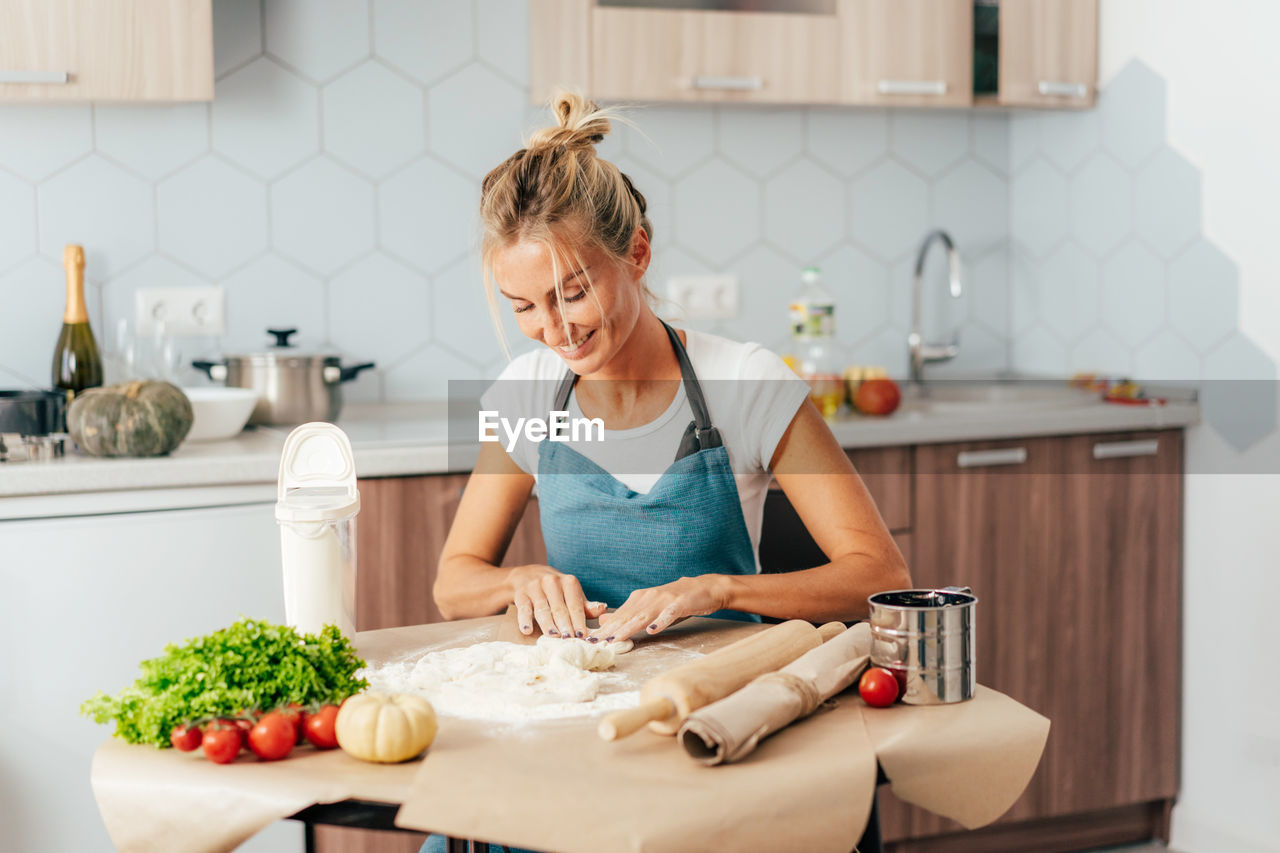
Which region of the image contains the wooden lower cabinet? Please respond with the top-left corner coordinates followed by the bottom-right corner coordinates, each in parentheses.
top-left (882, 430), bottom-right (1182, 852)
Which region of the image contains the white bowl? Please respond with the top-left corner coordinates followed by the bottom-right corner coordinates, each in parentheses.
top-left (182, 387), bottom-right (260, 442)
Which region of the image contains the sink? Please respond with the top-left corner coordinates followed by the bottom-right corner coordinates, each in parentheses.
top-left (899, 382), bottom-right (1096, 414)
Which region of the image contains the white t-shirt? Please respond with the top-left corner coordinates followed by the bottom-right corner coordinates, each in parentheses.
top-left (480, 328), bottom-right (811, 572)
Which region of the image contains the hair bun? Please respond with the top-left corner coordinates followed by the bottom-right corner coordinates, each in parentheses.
top-left (527, 90), bottom-right (612, 152)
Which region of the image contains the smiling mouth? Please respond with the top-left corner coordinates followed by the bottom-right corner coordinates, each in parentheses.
top-left (558, 329), bottom-right (595, 354)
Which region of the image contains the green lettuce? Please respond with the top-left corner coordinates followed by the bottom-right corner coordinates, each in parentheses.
top-left (81, 618), bottom-right (367, 747)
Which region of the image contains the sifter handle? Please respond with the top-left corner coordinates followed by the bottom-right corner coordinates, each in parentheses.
top-left (598, 696), bottom-right (674, 742)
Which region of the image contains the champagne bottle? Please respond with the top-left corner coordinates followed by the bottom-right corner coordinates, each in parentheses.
top-left (52, 244), bottom-right (103, 402)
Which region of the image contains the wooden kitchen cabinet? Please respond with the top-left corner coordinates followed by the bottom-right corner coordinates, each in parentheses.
top-left (590, 4), bottom-right (843, 104)
top-left (881, 429), bottom-right (1182, 852)
top-left (0, 0), bottom-right (213, 102)
top-left (842, 0), bottom-right (973, 107)
top-left (354, 474), bottom-right (547, 632)
top-left (998, 0), bottom-right (1098, 107)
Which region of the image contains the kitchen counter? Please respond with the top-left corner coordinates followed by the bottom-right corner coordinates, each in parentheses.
top-left (0, 385), bottom-right (1199, 503)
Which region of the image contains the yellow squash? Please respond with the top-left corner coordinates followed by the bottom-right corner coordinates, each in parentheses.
top-left (335, 692), bottom-right (438, 763)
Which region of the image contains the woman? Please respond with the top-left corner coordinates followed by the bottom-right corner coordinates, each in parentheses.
top-left (435, 93), bottom-right (910, 644)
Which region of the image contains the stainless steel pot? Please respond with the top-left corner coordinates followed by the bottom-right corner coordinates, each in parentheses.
top-left (193, 329), bottom-right (374, 426)
top-left (868, 586), bottom-right (976, 705)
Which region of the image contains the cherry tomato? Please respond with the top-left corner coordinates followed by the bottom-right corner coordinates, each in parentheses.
top-left (170, 724), bottom-right (203, 752)
top-left (858, 666), bottom-right (901, 708)
top-left (248, 712), bottom-right (296, 761)
top-left (202, 723), bottom-right (243, 764)
top-left (303, 704), bottom-right (340, 750)
top-left (278, 703), bottom-right (306, 743)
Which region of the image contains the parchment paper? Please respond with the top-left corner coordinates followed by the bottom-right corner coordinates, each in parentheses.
top-left (860, 686), bottom-right (1050, 829)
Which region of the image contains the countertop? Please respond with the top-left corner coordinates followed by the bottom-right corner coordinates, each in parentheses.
top-left (0, 384), bottom-right (1199, 503)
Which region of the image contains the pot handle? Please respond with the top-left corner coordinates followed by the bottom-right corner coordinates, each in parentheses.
top-left (336, 362), bottom-right (375, 383)
top-left (191, 360), bottom-right (228, 382)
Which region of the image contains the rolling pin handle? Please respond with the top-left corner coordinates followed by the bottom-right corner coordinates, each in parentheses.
top-left (598, 696), bottom-right (674, 742)
top-left (818, 621), bottom-right (847, 641)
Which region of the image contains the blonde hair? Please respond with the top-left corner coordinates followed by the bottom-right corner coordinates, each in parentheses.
top-left (479, 91), bottom-right (656, 359)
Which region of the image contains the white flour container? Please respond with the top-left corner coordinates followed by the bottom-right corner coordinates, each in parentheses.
top-left (276, 422), bottom-right (360, 637)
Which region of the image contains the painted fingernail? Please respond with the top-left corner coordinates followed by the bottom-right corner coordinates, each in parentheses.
top-left (522, 625), bottom-right (531, 632)
top-left (605, 636), bottom-right (615, 642)
top-left (648, 624), bottom-right (658, 631)
top-left (576, 631), bottom-right (584, 638)
top-left (587, 637), bottom-right (598, 644)
top-left (548, 629), bottom-right (559, 636)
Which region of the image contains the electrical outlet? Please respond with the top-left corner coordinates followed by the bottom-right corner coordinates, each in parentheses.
top-left (135, 287), bottom-right (227, 337)
top-left (666, 274), bottom-right (739, 319)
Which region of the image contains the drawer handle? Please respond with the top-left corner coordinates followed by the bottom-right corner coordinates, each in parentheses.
top-left (957, 447), bottom-right (1027, 468)
top-left (877, 79), bottom-right (947, 96)
top-left (688, 75), bottom-right (764, 91)
top-left (1038, 80), bottom-right (1088, 98)
top-left (0, 70), bottom-right (69, 84)
top-left (1092, 439), bottom-right (1158, 460)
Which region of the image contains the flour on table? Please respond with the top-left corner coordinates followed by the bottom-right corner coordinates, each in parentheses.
top-left (362, 636), bottom-right (637, 723)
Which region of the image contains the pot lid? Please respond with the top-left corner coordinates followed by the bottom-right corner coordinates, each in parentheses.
top-left (227, 328), bottom-right (340, 363)
top-left (276, 422), bottom-right (360, 524)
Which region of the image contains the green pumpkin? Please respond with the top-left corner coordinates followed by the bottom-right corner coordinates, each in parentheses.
top-left (67, 380), bottom-right (193, 457)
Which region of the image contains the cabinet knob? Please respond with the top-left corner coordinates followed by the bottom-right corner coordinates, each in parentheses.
top-left (0, 70), bottom-right (69, 84)
top-left (957, 447), bottom-right (1027, 468)
top-left (1038, 80), bottom-right (1089, 98)
top-left (877, 80), bottom-right (947, 96)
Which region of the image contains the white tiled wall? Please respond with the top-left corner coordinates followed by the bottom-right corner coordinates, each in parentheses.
top-left (0, 0), bottom-right (1269, 435)
top-left (0, 0), bottom-right (1007, 400)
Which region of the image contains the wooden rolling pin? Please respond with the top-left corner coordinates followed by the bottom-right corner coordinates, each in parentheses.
top-left (598, 619), bottom-right (846, 741)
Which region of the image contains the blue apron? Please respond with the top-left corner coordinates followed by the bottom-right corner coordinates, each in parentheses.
top-left (537, 321), bottom-right (760, 621)
top-left (422, 324), bottom-right (760, 853)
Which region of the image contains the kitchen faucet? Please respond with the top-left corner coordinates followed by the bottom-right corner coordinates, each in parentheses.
top-left (909, 229), bottom-right (963, 384)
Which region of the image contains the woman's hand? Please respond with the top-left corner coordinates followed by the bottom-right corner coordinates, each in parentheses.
top-left (508, 564), bottom-right (608, 639)
top-left (587, 575), bottom-right (730, 644)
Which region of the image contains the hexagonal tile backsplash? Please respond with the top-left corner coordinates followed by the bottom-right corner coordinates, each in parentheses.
top-left (0, 1), bottom-right (1269, 449)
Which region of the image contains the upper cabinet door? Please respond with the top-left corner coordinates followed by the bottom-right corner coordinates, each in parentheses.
top-left (0, 0), bottom-right (213, 102)
top-left (998, 0), bottom-right (1098, 107)
top-left (590, 6), bottom-right (843, 104)
top-left (843, 0), bottom-right (973, 107)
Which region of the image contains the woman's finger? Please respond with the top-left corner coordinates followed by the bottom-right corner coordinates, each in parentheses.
top-left (561, 578), bottom-right (590, 639)
top-left (541, 575), bottom-right (575, 638)
top-left (527, 587), bottom-right (557, 638)
top-left (646, 603), bottom-right (683, 635)
top-left (513, 589), bottom-right (535, 635)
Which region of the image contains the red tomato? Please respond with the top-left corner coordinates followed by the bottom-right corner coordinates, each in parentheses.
top-left (858, 666), bottom-right (901, 708)
top-left (279, 703), bottom-right (306, 743)
top-left (170, 724), bottom-right (202, 752)
top-left (854, 378), bottom-right (902, 416)
top-left (303, 705), bottom-right (340, 750)
top-left (248, 712), bottom-right (296, 761)
top-left (202, 724), bottom-right (243, 764)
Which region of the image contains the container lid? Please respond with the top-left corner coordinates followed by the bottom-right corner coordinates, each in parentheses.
top-left (229, 328), bottom-right (340, 364)
top-left (276, 422), bottom-right (360, 523)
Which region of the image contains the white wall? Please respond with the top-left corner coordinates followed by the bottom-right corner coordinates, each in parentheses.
top-left (1099, 2), bottom-right (1280, 851)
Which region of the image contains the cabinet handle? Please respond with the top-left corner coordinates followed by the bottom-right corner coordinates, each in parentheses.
top-left (0, 70), bottom-right (69, 84)
top-left (688, 75), bottom-right (764, 91)
top-left (877, 80), bottom-right (947, 96)
top-left (1092, 439), bottom-right (1158, 460)
top-left (1038, 80), bottom-right (1088, 98)
top-left (957, 447), bottom-right (1027, 468)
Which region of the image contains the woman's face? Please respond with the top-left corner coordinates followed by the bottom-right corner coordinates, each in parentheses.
top-left (491, 232), bottom-right (650, 375)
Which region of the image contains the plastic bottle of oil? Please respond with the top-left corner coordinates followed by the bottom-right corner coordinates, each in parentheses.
top-left (788, 266), bottom-right (843, 418)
